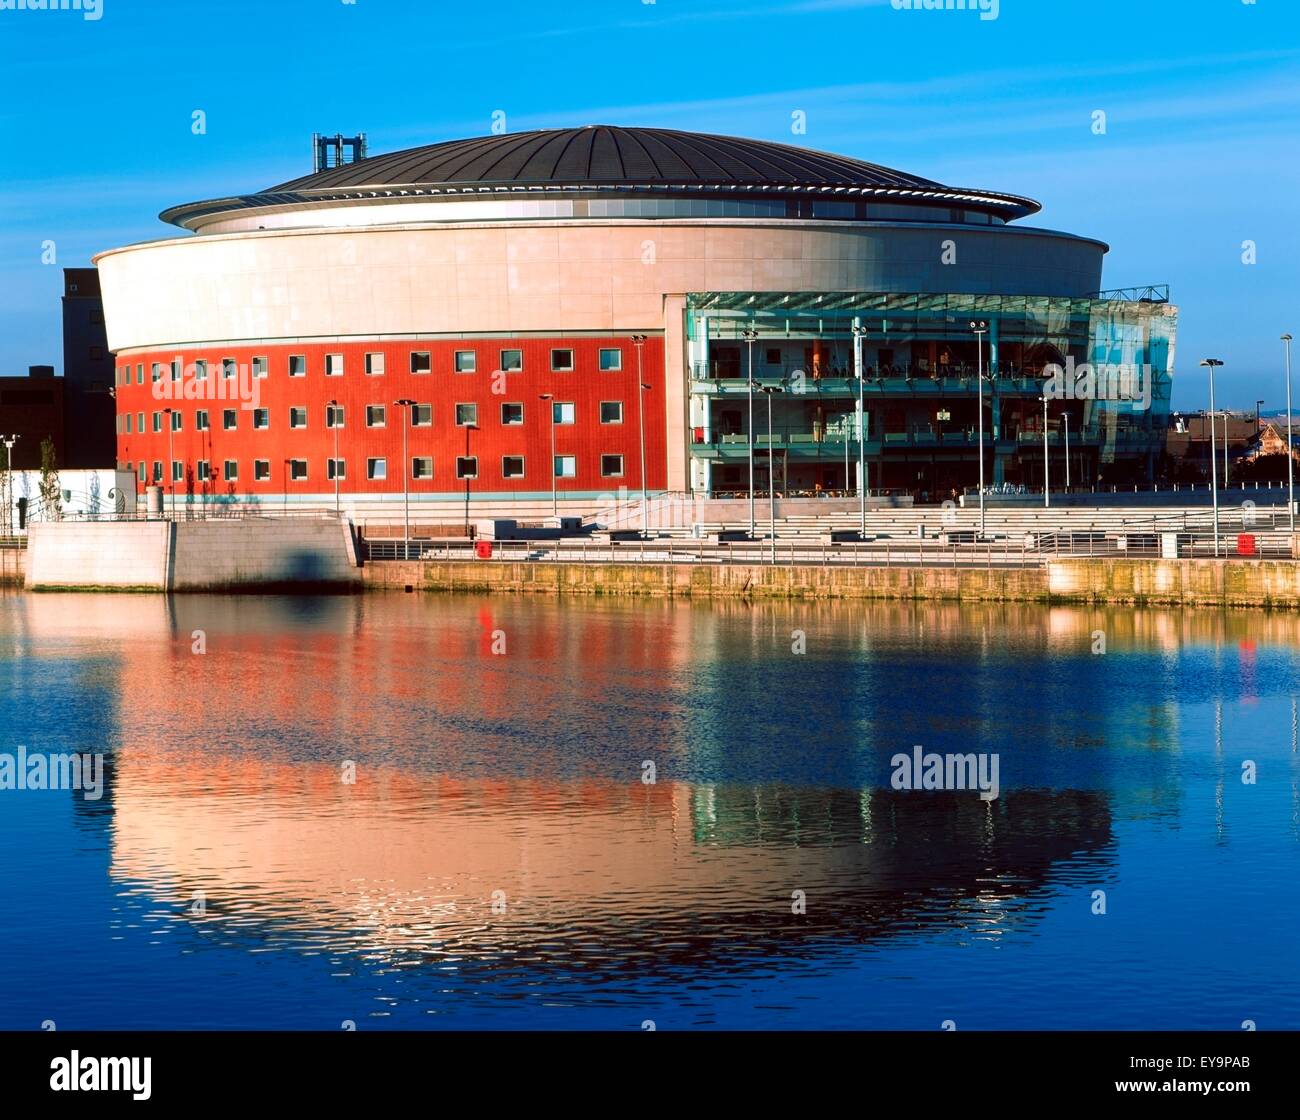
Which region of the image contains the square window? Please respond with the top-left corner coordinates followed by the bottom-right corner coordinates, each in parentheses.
top-left (325, 353), bottom-right (344, 376)
top-left (412, 404), bottom-right (432, 427)
top-left (455, 403), bottom-right (477, 426)
top-left (289, 459), bottom-right (308, 481)
top-left (326, 404), bottom-right (345, 429)
top-left (765, 348), bottom-right (782, 365)
top-left (289, 407), bottom-right (308, 429)
top-left (600, 401), bottom-right (623, 424)
top-left (601, 454), bottom-right (624, 478)
top-left (454, 350), bottom-right (476, 373)
top-left (196, 410), bottom-right (209, 431)
top-left (411, 351), bottom-right (432, 374)
top-left (253, 408), bottom-right (269, 430)
top-left (502, 455), bottom-right (525, 479)
top-left (366, 405), bottom-right (386, 428)
top-left (411, 456), bottom-right (433, 480)
top-left (252, 356), bottom-right (268, 379)
top-left (288, 354), bottom-right (307, 377)
top-left (551, 348), bottom-right (574, 372)
top-left (499, 349), bottom-right (522, 372)
top-left (222, 357), bottom-right (237, 380)
top-left (365, 352), bottom-right (385, 376)
top-left (223, 409), bottom-right (237, 431)
top-left (554, 455), bottom-right (576, 479)
top-left (552, 401), bottom-right (575, 425)
top-left (254, 460), bottom-right (270, 481)
top-left (328, 458), bottom-right (346, 480)
top-left (500, 402), bottom-right (524, 425)
top-left (223, 460), bottom-right (238, 482)
top-left (598, 348), bottom-right (622, 372)
top-left (456, 456), bottom-right (477, 480)
top-left (367, 457), bottom-right (387, 480)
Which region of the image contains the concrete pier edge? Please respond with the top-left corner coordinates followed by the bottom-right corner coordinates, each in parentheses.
top-left (360, 557), bottom-right (1300, 611)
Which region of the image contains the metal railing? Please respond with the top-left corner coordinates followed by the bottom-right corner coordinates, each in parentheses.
top-left (360, 530), bottom-right (1296, 568)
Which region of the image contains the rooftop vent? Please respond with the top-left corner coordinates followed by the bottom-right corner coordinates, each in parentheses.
top-left (312, 132), bottom-right (367, 174)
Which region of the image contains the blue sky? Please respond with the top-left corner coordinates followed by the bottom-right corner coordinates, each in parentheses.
top-left (1, 0), bottom-right (1297, 410)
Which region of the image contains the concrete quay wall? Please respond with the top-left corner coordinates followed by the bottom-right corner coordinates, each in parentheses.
top-left (363, 557), bottom-right (1300, 609)
top-left (25, 520), bottom-right (359, 592)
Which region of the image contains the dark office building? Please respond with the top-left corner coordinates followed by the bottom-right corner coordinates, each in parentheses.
top-left (60, 267), bottom-right (116, 467)
top-left (0, 368), bottom-right (65, 469)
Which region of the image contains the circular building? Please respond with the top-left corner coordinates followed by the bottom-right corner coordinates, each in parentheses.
top-left (97, 125), bottom-right (1175, 515)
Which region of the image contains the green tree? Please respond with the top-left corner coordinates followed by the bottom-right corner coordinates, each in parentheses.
top-left (38, 437), bottom-right (62, 521)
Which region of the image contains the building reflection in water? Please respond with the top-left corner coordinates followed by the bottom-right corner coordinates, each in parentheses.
top-left (3, 590), bottom-right (1297, 995)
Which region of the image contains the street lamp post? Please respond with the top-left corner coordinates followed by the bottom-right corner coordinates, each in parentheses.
top-left (327, 398), bottom-right (340, 516)
top-left (540, 393), bottom-right (557, 517)
top-left (163, 407), bottom-right (175, 520)
top-left (1040, 396), bottom-right (1050, 509)
top-left (853, 323), bottom-right (868, 535)
top-left (971, 321), bottom-right (988, 536)
top-left (758, 384), bottom-right (785, 564)
top-left (394, 398), bottom-right (415, 558)
top-left (462, 423), bottom-right (478, 536)
top-left (1064, 411), bottom-right (1071, 492)
top-left (1201, 359), bottom-right (1224, 558)
top-left (632, 334), bottom-right (649, 537)
top-left (743, 327), bottom-right (758, 537)
top-left (1283, 335), bottom-right (1295, 534)
top-left (0, 435), bottom-right (17, 535)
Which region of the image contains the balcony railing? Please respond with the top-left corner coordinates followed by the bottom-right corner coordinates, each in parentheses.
top-left (693, 426), bottom-right (1157, 453)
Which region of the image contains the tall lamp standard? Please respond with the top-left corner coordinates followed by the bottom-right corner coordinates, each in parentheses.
top-left (757, 383), bottom-right (785, 564)
top-left (394, 398), bottom-right (415, 558)
top-left (1, 434), bottom-right (17, 534)
top-left (327, 398), bottom-right (341, 516)
top-left (462, 422), bottom-right (478, 536)
top-left (632, 334), bottom-right (649, 536)
top-left (163, 407), bottom-right (175, 520)
top-left (539, 393), bottom-right (557, 517)
top-left (1063, 411), bottom-right (1071, 492)
top-left (1201, 359), bottom-right (1224, 558)
top-left (970, 321), bottom-right (988, 536)
top-left (742, 327), bottom-right (758, 537)
top-left (1039, 395), bottom-right (1051, 509)
top-left (1283, 334), bottom-right (1295, 534)
top-left (852, 323), bottom-right (869, 535)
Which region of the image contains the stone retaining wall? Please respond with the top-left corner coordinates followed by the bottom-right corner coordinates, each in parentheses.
top-left (364, 557), bottom-right (1300, 609)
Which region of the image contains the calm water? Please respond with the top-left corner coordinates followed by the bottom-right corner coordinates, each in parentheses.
top-left (0, 590), bottom-right (1297, 1030)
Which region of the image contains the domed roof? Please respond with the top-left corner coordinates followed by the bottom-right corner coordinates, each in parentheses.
top-left (268, 125), bottom-right (948, 193)
top-left (160, 126), bottom-right (1041, 230)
